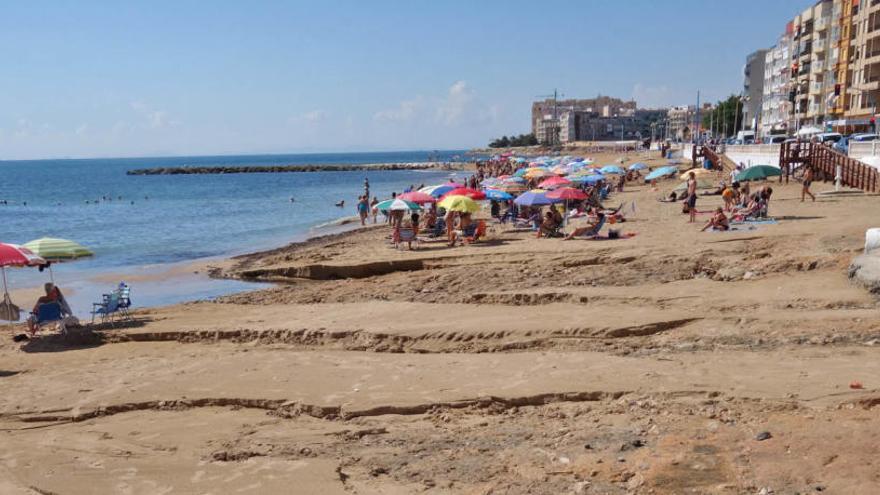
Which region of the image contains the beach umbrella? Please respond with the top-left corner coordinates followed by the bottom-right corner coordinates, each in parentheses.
top-left (678, 168), bottom-right (713, 180)
top-left (569, 174), bottom-right (605, 185)
top-left (23, 238), bottom-right (93, 261)
top-left (524, 168), bottom-right (555, 179)
top-left (504, 176), bottom-right (526, 183)
top-left (673, 178), bottom-right (716, 193)
top-left (600, 165), bottom-right (625, 175)
top-left (645, 166), bottom-right (679, 181)
top-left (483, 189), bottom-right (513, 201)
top-left (513, 190), bottom-right (553, 206)
top-left (419, 184), bottom-right (457, 198)
top-left (628, 163), bottom-right (649, 171)
top-left (438, 195), bottom-right (480, 213)
top-left (398, 191), bottom-right (436, 204)
top-left (546, 187), bottom-right (587, 201)
top-left (513, 168), bottom-right (529, 177)
top-left (499, 183), bottom-right (528, 193)
top-left (538, 176), bottom-right (572, 189)
top-left (0, 244), bottom-right (45, 268)
top-left (376, 198), bottom-right (422, 211)
top-left (735, 165), bottom-right (782, 182)
top-left (23, 237), bottom-right (94, 283)
top-left (441, 187), bottom-right (486, 200)
top-left (0, 244), bottom-right (46, 323)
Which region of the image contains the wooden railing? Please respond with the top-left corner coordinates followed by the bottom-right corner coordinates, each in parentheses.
top-left (691, 145), bottom-right (725, 171)
top-left (778, 141), bottom-right (879, 192)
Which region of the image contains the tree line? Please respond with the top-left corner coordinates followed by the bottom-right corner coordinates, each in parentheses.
top-left (488, 133), bottom-right (538, 148)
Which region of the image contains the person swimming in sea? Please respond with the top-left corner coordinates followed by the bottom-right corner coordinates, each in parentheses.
top-left (335, 200), bottom-right (345, 207)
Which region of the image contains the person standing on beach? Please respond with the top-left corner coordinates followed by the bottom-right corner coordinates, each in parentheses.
top-left (364, 177), bottom-right (370, 199)
top-left (370, 196), bottom-right (379, 223)
top-left (686, 171), bottom-right (697, 223)
top-left (802, 166), bottom-right (815, 202)
top-left (357, 196), bottom-right (369, 226)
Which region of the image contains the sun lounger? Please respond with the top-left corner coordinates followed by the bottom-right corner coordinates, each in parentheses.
top-left (572, 215), bottom-right (606, 238)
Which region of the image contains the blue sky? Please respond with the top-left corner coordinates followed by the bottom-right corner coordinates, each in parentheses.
top-left (1, 0), bottom-right (806, 159)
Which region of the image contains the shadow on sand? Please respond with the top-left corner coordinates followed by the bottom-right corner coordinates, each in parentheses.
top-left (18, 318), bottom-right (150, 354)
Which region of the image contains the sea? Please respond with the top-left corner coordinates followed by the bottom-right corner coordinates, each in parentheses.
top-left (0, 150), bottom-right (471, 316)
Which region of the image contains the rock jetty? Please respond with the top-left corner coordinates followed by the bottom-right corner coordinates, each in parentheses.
top-left (127, 162), bottom-right (457, 175)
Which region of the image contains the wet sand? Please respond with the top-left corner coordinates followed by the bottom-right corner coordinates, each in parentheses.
top-left (2, 150), bottom-right (880, 494)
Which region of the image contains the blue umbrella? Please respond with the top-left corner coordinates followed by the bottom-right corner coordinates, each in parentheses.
top-left (628, 163), bottom-right (648, 171)
top-left (600, 165), bottom-right (625, 174)
top-left (513, 190), bottom-right (553, 206)
top-left (570, 174), bottom-right (604, 185)
top-left (505, 176), bottom-right (526, 183)
top-left (644, 166), bottom-right (678, 181)
top-left (484, 189), bottom-right (513, 201)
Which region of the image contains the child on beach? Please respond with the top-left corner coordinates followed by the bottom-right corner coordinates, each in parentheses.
top-left (701, 207), bottom-right (729, 232)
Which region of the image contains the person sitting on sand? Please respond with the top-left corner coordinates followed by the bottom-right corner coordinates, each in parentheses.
top-left (701, 207), bottom-right (729, 232)
top-left (536, 211), bottom-right (559, 238)
top-left (564, 211), bottom-right (606, 240)
top-left (449, 212), bottom-right (474, 246)
top-left (659, 191), bottom-right (678, 202)
top-left (27, 283), bottom-right (71, 335)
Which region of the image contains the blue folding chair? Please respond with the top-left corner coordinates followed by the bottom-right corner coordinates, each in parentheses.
top-left (91, 291), bottom-right (121, 325)
top-left (31, 302), bottom-right (66, 335)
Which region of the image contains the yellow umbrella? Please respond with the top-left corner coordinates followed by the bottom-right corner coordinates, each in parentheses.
top-left (679, 168), bottom-right (713, 180)
top-left (524, 168), bottom-right (554, 179)
top-left (438, 195), bottom-right (480, 213)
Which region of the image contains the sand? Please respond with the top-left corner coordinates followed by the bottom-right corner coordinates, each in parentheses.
top-left (2, 150), bottom-right (880, 494)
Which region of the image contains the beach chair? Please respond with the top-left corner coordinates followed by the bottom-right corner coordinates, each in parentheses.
top-left (30, 302), bottom-right (66, 335)
top-left (91, 291), bottom-right (123, 325)
top-left (395, 228), bottom-right (419, 249)
top-left (117, 283), bottom-right (133, 319)
top-left (464, 220), bottom-right (487, 244)
top-left (571, 215), bottom-right (606, 239)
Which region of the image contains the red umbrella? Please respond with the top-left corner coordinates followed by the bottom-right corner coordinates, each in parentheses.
top-left (546, 187), bottom-right (587, 201)
top-left (538, 176), bottom-right (572, 189)
top-left (398, 191), bottom-right (436, 204)
top-left (0, 243), bottom-right (45, 267)
top-left (441, 187), bottom-right (486, 200)
top-left (0, 244), bottom-right (46, 323)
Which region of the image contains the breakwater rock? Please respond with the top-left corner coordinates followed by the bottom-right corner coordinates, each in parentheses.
top-left (127, 162), bottom-right (459, 175)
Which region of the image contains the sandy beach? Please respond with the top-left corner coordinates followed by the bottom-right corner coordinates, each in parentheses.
top-left (2, 150), bottom-right (880, 494)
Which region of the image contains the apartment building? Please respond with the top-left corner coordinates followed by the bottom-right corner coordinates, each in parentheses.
top-left (789, 0), bottom-right (838, 127)
top-left (840, 0), bottom-right (880, 128)
top-left (743, 49), bottom-right (768, 130)
top-left (760, 29), bottom-right (794, 135)
top-left (531, 96), bottom-right (638, 144)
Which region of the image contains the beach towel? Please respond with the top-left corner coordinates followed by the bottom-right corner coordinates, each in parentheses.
top-left (708, 225), bottom-right (756, 233)
top-left (590, 232), bottom-right (638, 241)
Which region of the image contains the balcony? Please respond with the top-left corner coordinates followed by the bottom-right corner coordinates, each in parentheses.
top-left (814, 39), bottom-right (826, 52)
top-left (810, 82), bottom-right (824, 93)
top-left (812, 60), bottom-right (825, 73)
top-left (815, 17), bottom-right (829, 31)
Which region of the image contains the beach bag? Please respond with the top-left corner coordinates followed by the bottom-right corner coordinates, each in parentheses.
top-left (0, 294), bottom-right (21, 322)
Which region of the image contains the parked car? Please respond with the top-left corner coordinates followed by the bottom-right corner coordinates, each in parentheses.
top-left (765, 135), bottom-right (788, 144)
top-left (850, 133), bottom-right (879, 142)
top-left (817, 132), bottom-right (843, 144)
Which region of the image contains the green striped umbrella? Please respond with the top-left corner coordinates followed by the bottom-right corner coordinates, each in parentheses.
top-left (23, 238), bottom-right (93, 283)
top-left (23, 238), bottom-right (94, 260)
